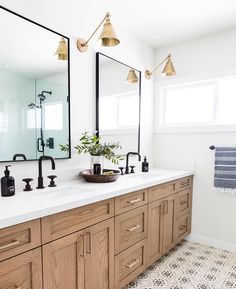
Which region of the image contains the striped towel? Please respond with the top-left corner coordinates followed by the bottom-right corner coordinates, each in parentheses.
top-left (214, 147), bottom-right (236, 194)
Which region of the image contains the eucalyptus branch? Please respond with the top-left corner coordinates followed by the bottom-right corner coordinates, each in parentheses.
top-left (60, 132), bottom-right (123, 164)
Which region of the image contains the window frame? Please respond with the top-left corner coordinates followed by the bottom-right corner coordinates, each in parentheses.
top-left (156, 75), bottom-right (236, 134)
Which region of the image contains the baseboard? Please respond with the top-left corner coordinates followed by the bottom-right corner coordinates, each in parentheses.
top-left (185, 233), bottom-right (236, 252)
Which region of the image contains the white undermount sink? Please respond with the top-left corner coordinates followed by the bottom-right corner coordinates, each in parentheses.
top-left (27, 186), bottom-right (89, 200)
top-left (126, 173), bottom-right (163, 180)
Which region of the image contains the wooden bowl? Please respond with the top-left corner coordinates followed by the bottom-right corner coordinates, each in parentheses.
top-left (79, 169), bottom-right (120, 183)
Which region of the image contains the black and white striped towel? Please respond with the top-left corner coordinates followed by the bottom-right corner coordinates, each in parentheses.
top-left (214, 147), bottom-right (236, 193)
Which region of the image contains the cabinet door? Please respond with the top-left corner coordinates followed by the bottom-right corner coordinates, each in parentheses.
top-left (43, 231), bottom-right (85, 289)
top-left (162, 195), bottom-right (176, 254)
top-left (147, 200), bottom-right (164, 266)
top-left (175, 213), bottom-right (191, 243)
top-left (84, 218), bottom-right (114, 289)
top-left (0, 248), bottom-right (42, 289)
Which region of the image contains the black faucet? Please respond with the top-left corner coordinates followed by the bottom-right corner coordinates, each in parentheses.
top-left (125, 152), bottom-right (141, 174)
top-left (37, 155), bottom-right (56, 189)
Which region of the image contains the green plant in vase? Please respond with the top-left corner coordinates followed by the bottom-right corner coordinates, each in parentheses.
top-left (60, 132), bottom-right (123, 173)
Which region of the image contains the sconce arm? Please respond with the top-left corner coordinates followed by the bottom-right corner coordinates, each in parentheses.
top-left (84, 12), bottom-right (110, 46)
top-left (150, 54), bottom-right (171, 75)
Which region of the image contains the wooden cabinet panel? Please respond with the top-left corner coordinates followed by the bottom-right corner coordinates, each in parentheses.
top-left (175, 214), bottom-right (191, 243)
top-left (41, 198), bottom-right (114, 243)
top-left (147, 200), bottom-right (163, 266)
top-left (162, 195), bottom-right (176, 254)
top-left (0, 220), bottom-right (41, 262)
top-left (43, 230), bottom-right (85, 289)
top-left (176, 188), bottom-right (192, 218)
top-left (84, 218), bottom-right (114, 289)
top-left (0, 175), bottom-right (193, 289)
top-left (175, 176), bottom-right (193, 192)
top-left (115, 239), bottom-right (146, 289)
top-left (149, 182), bottom-right (175, 203)
top-left (115, 206), bottom-right (147, 254)
top-left (43, 218), bottom-right (114, 289)
top-left (115, 189), bottom-right (148, 215)
top-left (0, 248), bottom-right (42, 289)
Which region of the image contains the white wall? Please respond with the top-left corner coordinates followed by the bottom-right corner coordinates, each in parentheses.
top-left (154, 28), bottom-right (236, 251)
top-left (0, 2), bottom-right (154, 191)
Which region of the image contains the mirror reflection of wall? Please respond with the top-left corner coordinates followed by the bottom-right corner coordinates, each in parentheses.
top-left (96, 53), bottom-right (141, 155)
top-left (0, 6), bottom-right (70, 162)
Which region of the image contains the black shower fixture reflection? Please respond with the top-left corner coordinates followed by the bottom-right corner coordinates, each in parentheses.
top-left (38, 90), bottom-right (52, 101)
top-left (28, 90), bottom-right (52, 155)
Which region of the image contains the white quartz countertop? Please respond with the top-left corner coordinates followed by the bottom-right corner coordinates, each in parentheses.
top-left (0, 168), bottom-right (194, 229)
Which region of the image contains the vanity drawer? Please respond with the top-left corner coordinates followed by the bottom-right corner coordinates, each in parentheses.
top-left (0, 220), bottom-right (41, 262)
top-left (149, 181), bottom-right (175, 202)
top-left (41, 198), bottom-right (114, 243)
top-left (115, 189), bottom-right (148, 215)
top-left (176, 188), bottom-right (192, 218)
top-left (175, 214), bottom-right (191, 242)
top-left (175, 176), bottom-right (193, 192)
top-left (115, 239), bottom-right (147, 289)
top-left (115, 205), bottom-right (147, 254)
top-left (0, 248), bottom-right (43, 289)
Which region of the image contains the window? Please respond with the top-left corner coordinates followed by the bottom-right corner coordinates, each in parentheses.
top-left (26, 108), bottom-right (41, 129)
top-left (26, 103), bottom-right (63, 130)
top-left (99, 92), bottom-right (139, 130)
top-left (160, 76), bottom-right (236, 128)
top-left (0, 102), bottom-right (8, 132)
top-left (44, 103), bottom-right (63, 130)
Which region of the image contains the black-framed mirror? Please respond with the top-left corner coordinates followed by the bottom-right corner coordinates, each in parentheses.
top-left (0, 6), bottom-right (71, 162)
top-left (96, 52), bottom-right (141, 155)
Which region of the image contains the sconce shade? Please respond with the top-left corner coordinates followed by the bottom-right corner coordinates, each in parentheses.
top-left (161, 57), bottom-right (176, 76)
top-left (55, 37), bottom-right (68, 60)
top-left (98, 18), bottom-right (120, 46)
top-left (126, 69), bottom-right (138, 83)
top-left (145, 54), bottom-right (176, 79)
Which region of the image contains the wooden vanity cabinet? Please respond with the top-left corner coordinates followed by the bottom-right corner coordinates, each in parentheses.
top-left (0, 175), bottom-right (193, 289)
top-left (147, 199), bottom-right (163, 265)
top-left (0, 219), bottom-right (41, 262)
top-left (41, 198), bottom-right (114, 243)
top-left (0, 248), bottom-right (43, 289)
top-left (162, 195), bottom-right (176, 254)
top-left (147, 176), bottom-right (193, 267)
top-left (43, 218), bottom-right (114, 289)
top-left (115, 239), bottom-right (147, 289)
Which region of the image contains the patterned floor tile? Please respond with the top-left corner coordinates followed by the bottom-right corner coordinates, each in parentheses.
top-left (124, 240), bottom-right (236, 289)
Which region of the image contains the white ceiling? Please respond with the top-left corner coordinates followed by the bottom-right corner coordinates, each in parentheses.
top-left (0, 0), bottom-right (236, 48)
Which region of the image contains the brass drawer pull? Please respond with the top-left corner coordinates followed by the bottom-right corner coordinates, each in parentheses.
top-left (127, 224), bottom-right (140, 232)
top-left (179, 200), bottom-right (187, 205)
top-left (128, 198), bottom-right (141, 205)
top-left (125, 258), bottom-right (140, 268)
top-left (178, 225), bottom-right (186, 230)
top-left (86, 232), bottom-right (92, 254)
top-left (180, 181), bottom-right (189, 187)
top-left (0, 240), bottom-right (20, 251)
top-left (164, 200), bottom-right (168, 214)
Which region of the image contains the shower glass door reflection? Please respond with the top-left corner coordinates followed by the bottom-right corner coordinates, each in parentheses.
top-left (35, 79), bottom-right (69, 159)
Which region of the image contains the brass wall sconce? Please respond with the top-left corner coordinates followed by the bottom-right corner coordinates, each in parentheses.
top-left (77, 12), bottom-right (120, 53)
top-left (126, 69), bottom-right (138, 83)
top-left (54, 37), bottom-right (68, 60)
top-left (145, 54), bottom-right (176, 79)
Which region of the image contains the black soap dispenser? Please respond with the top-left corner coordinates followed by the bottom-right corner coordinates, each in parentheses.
top-left (1, 165), bottom-right (15, 197)
top-left (142, 156), bottom-right (149, 172)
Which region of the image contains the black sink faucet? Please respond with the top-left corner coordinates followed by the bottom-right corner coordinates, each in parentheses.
top-left (37, 155), bottom-right (55, 189)
top-left (125, 152), bottom-right (141, 174)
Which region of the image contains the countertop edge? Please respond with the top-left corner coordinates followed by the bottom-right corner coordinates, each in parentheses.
top-left (0, 170), bottom-right (194, 229)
